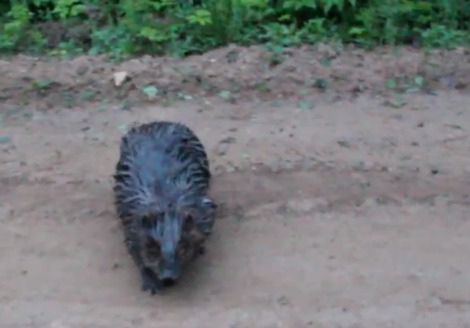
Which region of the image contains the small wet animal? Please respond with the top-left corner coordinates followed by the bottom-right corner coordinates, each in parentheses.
top-left (113, 121), bottom-right (217, 294)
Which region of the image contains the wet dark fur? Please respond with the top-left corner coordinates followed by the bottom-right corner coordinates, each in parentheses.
top-left (113, 121), bottom-right (217, 294)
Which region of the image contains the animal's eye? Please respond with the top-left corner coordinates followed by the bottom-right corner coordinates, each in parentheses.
top-left (178, 239), bottom-right (188, 249)
top-left (141, 215), bottom-right (152, 229)
top-left (183, 214), bottom-right (194, 231)
top-left (177, 240), bottom-right (189, 258)
top-left (141, 210), bottom-right (164, 229)
top-left (146, 239), bottom-right (161, 257)
top-left (146, 238), bottom-right (159, 248)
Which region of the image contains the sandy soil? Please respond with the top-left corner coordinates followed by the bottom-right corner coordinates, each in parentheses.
top-left (1, 47), bottom-right (470, 328)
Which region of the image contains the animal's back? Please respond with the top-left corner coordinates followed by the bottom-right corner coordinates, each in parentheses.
top-left (113, 120), bottom-right (211, 219)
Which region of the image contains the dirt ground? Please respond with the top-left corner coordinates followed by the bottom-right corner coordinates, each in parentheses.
top-left (1, 46), bottom-right (470, 328)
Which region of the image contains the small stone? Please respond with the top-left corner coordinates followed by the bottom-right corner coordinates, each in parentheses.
top-left (376, 196), bottom-right (392, 205)
top-left (50, 321), bottom-right (68, 328)
top-left (113, 71), bottom-right (129, 87)
top-left (430, 168), bottom-right (439, 175)
top-left (380, 166), bottom-right (390, 172)
top-left (76, 65), bottom-right (88, 76)
top-left (226, 164), bottom-right (237, 173)
top-left (214, 142), bottom-right (229, 156)
top-left (220, 136), bottom-right (236, 144)
top-left (277, 295), bottom-right (290, 306)
top-left (337, 139), bottom-right (351, 148)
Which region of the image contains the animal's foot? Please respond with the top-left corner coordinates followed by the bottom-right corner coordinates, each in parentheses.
top-left (198, 245), bottom-right (206, 256)
top-left (140, 268), bottom-right (161, 295)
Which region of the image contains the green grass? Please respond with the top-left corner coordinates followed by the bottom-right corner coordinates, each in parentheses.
top-left (1, 0), bottom-right (469, 59)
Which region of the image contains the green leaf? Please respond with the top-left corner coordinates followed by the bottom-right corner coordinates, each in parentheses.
top-left (414, 76), bottom-right (424, 87)
top-left (320, 58), bottom-right (331, 67)
top-left (218, 90), bottom-right (231, 100)
top-left (349, 27), bottom-right (365, 36)
top-left (143, 85), bottom-right (159, 97)
top-left (314, 79), bottom-right (329, 90)
top-left (0, 135), bottom-right (12, 143)
top-left (386, 79), bottom-right (397, 89)
top-left (177, 93), bottom-right (193, 101)
top-left (32, 79), bottom-right (52, 89)
top-left (298, 100), bottom-right (315, 110)
top-left (187, 9), bottom-right (212, 26)
top-left (118, 124), bottom-right (128, 133)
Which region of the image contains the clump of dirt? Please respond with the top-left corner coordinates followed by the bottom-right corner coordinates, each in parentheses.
top-left (1, 44), bottom-right (469, 110)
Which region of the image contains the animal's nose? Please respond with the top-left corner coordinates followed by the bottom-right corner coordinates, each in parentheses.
top-left (161, 277), bottom-right (177, 287)
top-left (158, 259), bottom-right (181, 283)
top-left (160, 268), bottom-right (179, 280)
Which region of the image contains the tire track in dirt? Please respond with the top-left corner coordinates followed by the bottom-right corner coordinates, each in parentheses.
top-left (2, 162), bottom-right (468, 223)
top-left (212, 164), bottom-right (470, 216)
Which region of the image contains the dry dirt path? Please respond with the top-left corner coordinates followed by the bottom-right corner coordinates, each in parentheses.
top-left (0, 92), bottom-right (469, 328)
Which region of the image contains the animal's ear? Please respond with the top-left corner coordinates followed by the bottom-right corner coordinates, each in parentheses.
top-left (141, 214), bottom-right (153, 229)
top-left (182, 212), bottom-right (195, 231)
top-left (201, 196), bottom-right (217, 210)
top-left (146, 236), bottom-right (159, 248)
top-left (185, 212), bottom-right (194, 221)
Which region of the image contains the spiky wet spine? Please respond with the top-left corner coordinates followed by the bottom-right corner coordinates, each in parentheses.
top-left (112, 121), bottom-right (211, 269)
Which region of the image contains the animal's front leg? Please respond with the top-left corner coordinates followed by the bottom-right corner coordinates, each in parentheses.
top-left (125, 239), bottom-right (161, 295)
top-left (140, 267), bottom-right (162, 295)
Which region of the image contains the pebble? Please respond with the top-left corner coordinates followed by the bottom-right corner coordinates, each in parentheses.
top-left (214, 142), bottom-right (230, 156)
top-left (337, 139), bottom-right (351, 148)
top-left (214, 136), bottom-right (236, 156)
top-left (50, 321), bottom-right (69, 328)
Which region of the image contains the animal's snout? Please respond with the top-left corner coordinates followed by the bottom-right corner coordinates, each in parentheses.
top-left (159, 267), bottom-right (179, 280)
top-left (158, 258), bottom-right (181, 285)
